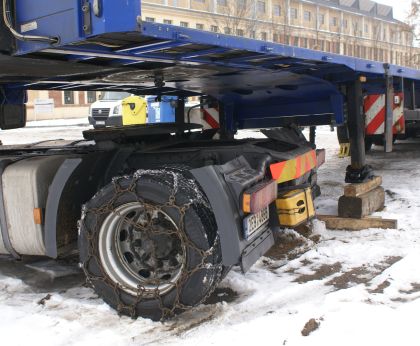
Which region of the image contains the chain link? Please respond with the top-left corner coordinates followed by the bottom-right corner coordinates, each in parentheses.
top-left (79, 169), bottom-right (223, 321)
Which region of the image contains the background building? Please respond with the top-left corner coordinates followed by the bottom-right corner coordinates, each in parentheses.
top-left (142, 0), bottom-right (419, 67)
top-left (27, 90), bottom-right (98, 121)
top-left (27, 0), bottom-right (419, 121)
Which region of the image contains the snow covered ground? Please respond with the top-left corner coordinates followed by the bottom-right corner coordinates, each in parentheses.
top-left (1, 122), bottom-right (420, 346)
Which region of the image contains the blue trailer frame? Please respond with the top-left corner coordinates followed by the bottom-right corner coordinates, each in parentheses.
top-left (2, 0), bottom-right (420, 134)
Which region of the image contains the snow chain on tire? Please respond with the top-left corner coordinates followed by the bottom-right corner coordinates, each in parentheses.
top-left (78, 169), bottom-right (223, 321)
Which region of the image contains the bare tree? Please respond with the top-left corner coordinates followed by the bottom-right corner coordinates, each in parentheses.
top-left (371, 21), bottom-right (382, 61)
top-left (347, 19), bottom-right (360, 57)
top-left (405, 0), bottom-right (420, 68)
top-left (407, 0), bottom-right (420, 41)
top-left (210, 0), bottom-right (267, 37)
top-left (282, 1), bottom-right (291, 45)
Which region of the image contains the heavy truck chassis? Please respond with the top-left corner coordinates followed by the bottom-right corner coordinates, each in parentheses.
top-left (4, 0), bottom-right (417, 321)
top-left (0, 124), bottom-right (319, 320)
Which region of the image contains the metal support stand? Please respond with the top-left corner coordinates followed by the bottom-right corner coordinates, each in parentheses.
top-left (309, 126), bottom-right (316, 146)
top-left (219, 102), bottom-right (235, 140)
top-left (345, 79), bottom-right (373, 183)
top-left (410, 80), bottom-right (416, 110)
top-left (384, 64), bottom-right (394, 153)
top-left (175, 97), bottom-right (185, 136)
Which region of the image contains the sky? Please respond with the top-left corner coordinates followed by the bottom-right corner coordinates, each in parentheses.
top-left (376, 0), bottom-right (413, 22)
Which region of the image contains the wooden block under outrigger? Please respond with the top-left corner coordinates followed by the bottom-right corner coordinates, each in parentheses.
top-left (338, 176), bottom-right (385, 219)
top-left (338, 186), bottom-right (385, 219)
top-left (317, 215), bottom-right (397, 231)
top-left (344, 176), bottom-right (382, 197)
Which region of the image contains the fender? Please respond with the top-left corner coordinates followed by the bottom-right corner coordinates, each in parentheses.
top-left (191, 156), bottom-right (275, 271)
top-left (44, 152), bottom-right (113, 258)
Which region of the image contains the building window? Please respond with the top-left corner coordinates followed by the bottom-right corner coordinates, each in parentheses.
top-left (236, 29), bottom-right (244, 36)
top-left (373, 25), bottom-right (378, 37)
top-left (293, 36), bottom-right (299, 46)
top-left (310, 39), bottom-right (316, 49)
top-left (302, 37), bottom-right (308, 48)
top-left (326, 41), bottom-right (331, 52)
top-left (163, 19), bottom-right (173, 25)
top-left (304, 11), bottom-right (311, 22)
top-left (273, 33), bottom-right (279, 42)
top-left (64, 91), bottom-right (74, 105)
top-left (364, 23), bottom-right (369, 33)
top-left (180, 21), bottom-right (189, 27)
top-left (331, 17), bottom-right (338, 26)
top-left (342, 19), bottom-right (348, 29)
top-left (217, 0), bottom-right (227, 5)
top-left (87, 91), bottom-right (96, 104)
top-left (196, 23), bottom-right (204, 30)
top-left (210, 25), bottom-right (218, 32)
top-left (224, 27), bottom-right (231, 34)
top-left (318, 13), bottom-right (325, 25)
top-left (353, 22), bottom-right (360, 35)
top-left (335, 42), bottom-right (340, 53)
top-left (145, 17), bottom-right (155, 22)
top-left (250, 31), bottom-right (256, 39)
top-left (290, 8), bottom-right (298, 19)
top-left (195, 0), bottom-right (205, 2)
top-left (237, 0), bottom-right (246, 9)
top-left (257, 1), bottom-right (266, 14)
top-left (273, 5), bottom-right (281, 16)
top-left (261, 32), bottom-right (267, 41)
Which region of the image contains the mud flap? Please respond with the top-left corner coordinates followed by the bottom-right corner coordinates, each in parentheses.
top-left (240, 229), bottom-right (274, 272)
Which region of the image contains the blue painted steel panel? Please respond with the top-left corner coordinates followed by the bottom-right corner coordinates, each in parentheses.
top-left (14, 0), bottom-right (141, 55)
top-left (5, 0), bottom-right (420, 130)
top-left (140, 22), bottom-right (420, 81)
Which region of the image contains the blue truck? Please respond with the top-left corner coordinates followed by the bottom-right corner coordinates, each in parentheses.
top-left (0, 0), bottom-right (419, 320)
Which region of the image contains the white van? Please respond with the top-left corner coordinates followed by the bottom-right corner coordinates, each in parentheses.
top-left (88, 91), bottom-right (131, 128)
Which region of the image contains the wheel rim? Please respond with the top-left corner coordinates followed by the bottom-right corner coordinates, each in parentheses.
top-left (98, 202), bottom-right (186, 296)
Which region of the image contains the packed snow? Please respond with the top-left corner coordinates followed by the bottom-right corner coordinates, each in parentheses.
top-left (1, 122), bottom-right (420, 346)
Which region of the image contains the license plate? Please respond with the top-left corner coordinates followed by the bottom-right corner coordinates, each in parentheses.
top-left (243, 206), bottom-right (269, 240)
top-left (96, 121), bottom-right (105, 125)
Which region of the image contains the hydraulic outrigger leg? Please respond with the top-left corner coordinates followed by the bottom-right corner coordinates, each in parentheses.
top-left (345, 79), bottom-right (374, 183)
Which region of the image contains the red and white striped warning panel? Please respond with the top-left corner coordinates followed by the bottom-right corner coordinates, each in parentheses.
top-left (364, 93), bottom-right (405, 135)
top-left (185, 106), bottom-right (220, 130)
top-left (202, 106), bottom-right (220, 130)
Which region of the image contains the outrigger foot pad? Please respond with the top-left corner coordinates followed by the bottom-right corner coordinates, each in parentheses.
top-left (345, 165), bottom-right (374, 184)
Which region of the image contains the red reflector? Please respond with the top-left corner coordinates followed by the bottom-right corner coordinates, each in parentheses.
top-left (242, 180), bottom-right (277, 214)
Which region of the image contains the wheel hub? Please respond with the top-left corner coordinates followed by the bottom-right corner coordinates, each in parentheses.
top-left (98, 202), bottom-right (186, 296)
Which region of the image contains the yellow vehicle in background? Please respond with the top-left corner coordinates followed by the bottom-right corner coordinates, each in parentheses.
top-left (88, 92), bottom-right (147, 128)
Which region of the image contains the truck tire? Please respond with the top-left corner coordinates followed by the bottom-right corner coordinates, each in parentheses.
top-left (78, 168), bottom-right (223, 321)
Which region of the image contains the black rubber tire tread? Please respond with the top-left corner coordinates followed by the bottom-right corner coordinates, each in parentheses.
top-left (79, 167), bottom-right (223, 321)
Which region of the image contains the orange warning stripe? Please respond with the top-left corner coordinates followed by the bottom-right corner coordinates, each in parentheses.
top-left (270, 150), bottom-right (317, 184)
